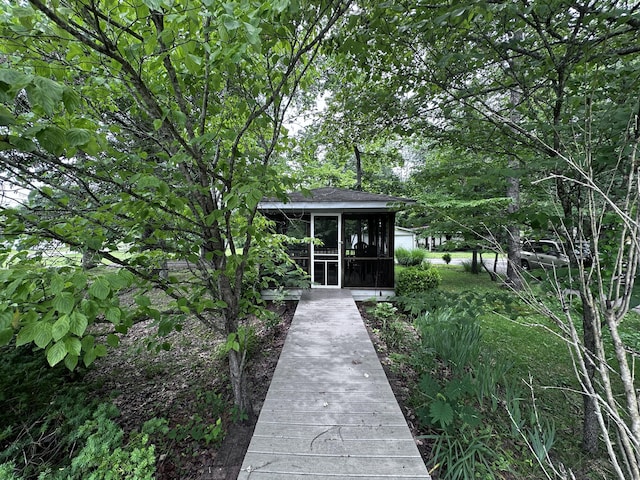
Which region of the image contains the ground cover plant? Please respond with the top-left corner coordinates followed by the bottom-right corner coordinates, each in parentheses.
top-left (367, 262), bottom-right (636, 479)
top-left (0, 265), bottom-right (295, 479)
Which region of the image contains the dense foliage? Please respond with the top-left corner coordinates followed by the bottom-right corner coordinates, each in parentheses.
top-left (1, 0), bottom-right (640, 478)
top-left (394, 247), bottom-right (427, 267)
top-left (0, 345), bottom-right (161, 479)
top-left (395, 265), bottom-right (441, 296)
top-left (0, 0), bottom-right (351, 416)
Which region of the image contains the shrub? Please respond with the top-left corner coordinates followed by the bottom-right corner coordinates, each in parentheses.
top-left (52, 403), bottom-right (157, 480)
top-left (0, 462), bottom-right (21, 480)
top-left (0, 344), bottom-right (161, 480)
top-left (369, 303), bottom-right (415, 350)
top-left (395, 266), bottom-right (441, 296)
top-left (442, 253), bottom-right (452, 264)
top-left (395, 247), bottom-right (427, 266)
top-left (0, 345), bottom-right (100, 478)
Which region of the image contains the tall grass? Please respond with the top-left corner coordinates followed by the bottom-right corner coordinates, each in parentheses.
top-left (393, 264), bottom-right (607, 478)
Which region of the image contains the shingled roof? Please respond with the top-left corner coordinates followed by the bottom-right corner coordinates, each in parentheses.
top-left (259, 187), bottom-right (413, 212)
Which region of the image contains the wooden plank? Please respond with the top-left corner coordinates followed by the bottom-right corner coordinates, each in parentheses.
top-left (238, 289), bottom-right (430, 480)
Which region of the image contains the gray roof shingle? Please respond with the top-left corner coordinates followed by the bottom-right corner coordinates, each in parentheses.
top-left (284, 187), bottom-right (411, 203)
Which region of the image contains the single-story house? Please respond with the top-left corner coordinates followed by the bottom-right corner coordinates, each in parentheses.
top-left (258, 187), bottom-right (414, 300)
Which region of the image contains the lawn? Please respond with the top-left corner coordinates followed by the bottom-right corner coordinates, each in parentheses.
top-left (434, 263), bottom-right (502, 293)
top-left (399, 263), bottom-right (624, 478)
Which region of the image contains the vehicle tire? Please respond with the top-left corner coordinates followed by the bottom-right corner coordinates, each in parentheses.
top-left (521, 259), bottom-right (531, 270)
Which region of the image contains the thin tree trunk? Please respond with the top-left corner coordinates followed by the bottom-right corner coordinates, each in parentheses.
top-left (580, 292), bottom-right (599, 454)
top-left (228, 348), bottom-right (254, 420)
top-left (505, 31), bottom-right (523, 290)
top-left (354, 144), bottom-right (362, 191)
top-left (479, 251), bottom-right (497, 281)
top-left (81, 249), bottom-right (100, 269)
top-left (505, 222), bottom-right (522, 289)
top-left (471, 249), bottom-right (480, 274)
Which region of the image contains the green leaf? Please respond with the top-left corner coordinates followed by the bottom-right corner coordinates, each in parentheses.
top-left (8, 135), bottom-right (36, 152)
top-left (0, 328), bottom-right (13, 346)
top-left (89, 277), bottom-right (110, 300)
top-left (15, 322), bottom-right (37, 347)
top-left (65, 354), bottom-right (79, 370)
top-left (222, 14), bottom-right (241, 30)
top-left (418, 373), bottom-right (440, 398)
top-left (69, 311), bottom-right (88, 336)
top-left (49, 275), bottom-right (65, 295)
top-left (430, 399), bottom-right (454, 429)
top-left (105, 271), bottom-right (130, 289)
top-left (36, 126), bottom-right (66, 155)
top-left (272, 0), bottom-right (290, 13)
top-left (0, 69), bottom-right (31, 92)
top-left (105, 307), bottom-right (121, 322)
top-left (33, 322), bottom-right (53, 349)
top-left (47, 341), bottom-right (67, 366)
top-left (52, 314), bottom-right (70, 341)
top-left (66, 128), bottom-right (92, 147)
top-left (135, 295), bottom-right (151, 307)
top-left (244, 22), bottom-right (261, 45)
top-left (0, 106), bottom-right (15, 126)
top-left (62, 87), bottom-right (81, 112)
top-left (79, 136), bottom-right (100, 156)
top-left (53, 292), bottom-right (75, 314)
top-left (26, 76), bottom-right (64, 115)
top-left (64, 336), bottom-right (82, 356)
top-left (142, 0), bottom-right (161, 9)
top-left (107, 333), bottom-right (119, 347)
top-left (83, 348), bottom-right (97, 367)
top-left (81, 335), bottom-right (95, 352)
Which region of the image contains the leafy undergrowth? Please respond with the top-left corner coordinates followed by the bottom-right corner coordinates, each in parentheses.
top-left (1, 296), bottom-right (295, 480)
top-left (360, 302), bottom-right (549, 480)
top-left (92, 298), bottom-right (295, 479)
top-left (360, 265), bottom-right (617, 480)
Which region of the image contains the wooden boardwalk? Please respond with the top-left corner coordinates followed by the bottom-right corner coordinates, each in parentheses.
top-left (238, 289), bottom-right (430, 480)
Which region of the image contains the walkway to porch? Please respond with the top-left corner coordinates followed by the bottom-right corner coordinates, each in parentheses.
top-left (238, 289), bottom-right (431, 480)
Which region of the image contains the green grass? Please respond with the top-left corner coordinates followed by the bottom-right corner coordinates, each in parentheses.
top-left (416, 264), bottom-right (615, 477)
top-left (435, 263), bottom-right (502, 293)
top-left (435, 263), bottom-right (577, 393)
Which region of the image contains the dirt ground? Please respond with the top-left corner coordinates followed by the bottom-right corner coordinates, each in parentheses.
top-left (86, 299), bottom-right (426, 480)
top-left (86, 300), bottom-right (296, 480)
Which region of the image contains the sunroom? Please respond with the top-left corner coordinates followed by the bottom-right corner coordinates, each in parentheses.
top-left (258, 187), bottom-right (414, 300)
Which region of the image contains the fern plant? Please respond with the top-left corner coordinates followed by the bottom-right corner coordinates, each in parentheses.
top-left (411, 306), bottom-right (514, 479)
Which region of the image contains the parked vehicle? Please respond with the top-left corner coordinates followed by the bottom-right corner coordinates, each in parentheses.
top-left (520, 239), bottom-right (570, 270)
top-left (566, 240), bottom-right (593, 266)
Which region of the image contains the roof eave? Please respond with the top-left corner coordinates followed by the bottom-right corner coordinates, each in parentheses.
top-left (258, 200), bottom-right (406, 211)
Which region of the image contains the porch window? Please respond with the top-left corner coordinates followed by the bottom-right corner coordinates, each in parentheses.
top-left (343, 213), bottom-right (394, 288)
top-left (269, 214), bottom-right (310, 275)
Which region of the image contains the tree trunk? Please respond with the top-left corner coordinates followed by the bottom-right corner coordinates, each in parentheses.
top-left (354, 144), bottom-right (362, 191)
top-left (479, 251), bottom-right (497, 281)
top-left (505, 223), bottom-right (522, 289)
top-left (228, 348), bottom-right (254, 421)
top-left (506, 43), bottom-right (523, 290)
top-left (581, 292), bottom-right (599, 454)
top-left (471, 249), bottom-right (480, 274)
